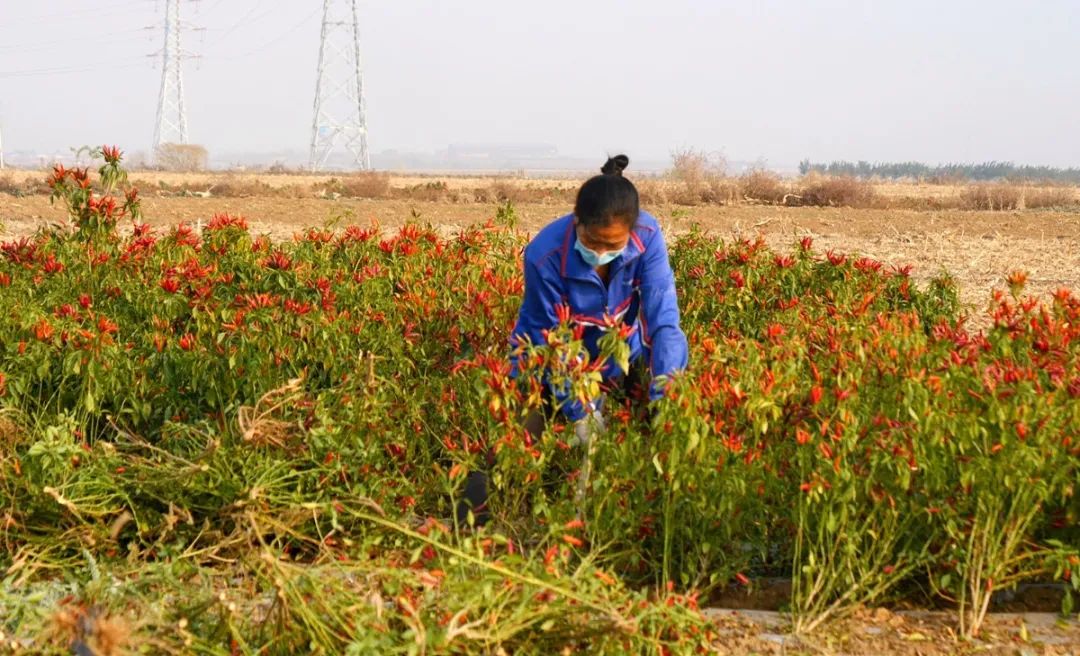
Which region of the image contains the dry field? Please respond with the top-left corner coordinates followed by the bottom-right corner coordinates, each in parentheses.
top-left (2, 169), bottom-right (1078, 322)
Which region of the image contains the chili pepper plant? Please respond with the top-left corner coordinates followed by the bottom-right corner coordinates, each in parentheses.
top-left (0, 149), bottom-right (1076, 652)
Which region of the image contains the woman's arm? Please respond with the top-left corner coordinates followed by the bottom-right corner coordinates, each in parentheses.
top-left (509, 256), bottom-right (591, 421)
top-left (637, 228), bottom-right (690, 400)
top-left (510, 258), bottom-right (560, 371)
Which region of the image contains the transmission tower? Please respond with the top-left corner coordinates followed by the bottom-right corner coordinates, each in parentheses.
top-left (151, 0), bottom-right (199, 153)
top-left (309, 0), bottom-right (370, 171)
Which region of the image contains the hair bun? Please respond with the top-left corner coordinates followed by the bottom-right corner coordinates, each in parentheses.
top-left (601, 154), bottom-right (630, 176)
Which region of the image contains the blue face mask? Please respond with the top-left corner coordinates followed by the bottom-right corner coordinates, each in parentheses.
top-left (574, 239), bottom-right (623, 268)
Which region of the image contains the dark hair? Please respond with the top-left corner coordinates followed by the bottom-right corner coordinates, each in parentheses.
top-left (574, 154), bottom-right (640, 227)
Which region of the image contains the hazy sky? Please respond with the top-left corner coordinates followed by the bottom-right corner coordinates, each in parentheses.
top-left (1, 0), bottom-right (1078, 167)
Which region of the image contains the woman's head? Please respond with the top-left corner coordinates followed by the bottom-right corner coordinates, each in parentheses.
top-left (574, 155), bottom-right (639, 260)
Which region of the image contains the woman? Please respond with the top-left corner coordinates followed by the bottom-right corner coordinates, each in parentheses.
top-left (458, 154), bottom-right (690, 525)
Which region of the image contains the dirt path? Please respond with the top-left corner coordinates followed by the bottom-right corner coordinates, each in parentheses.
top-left (705, 608), bottom-right (1080, 655)
top-left (3, 194), bottom-right (1078, 317)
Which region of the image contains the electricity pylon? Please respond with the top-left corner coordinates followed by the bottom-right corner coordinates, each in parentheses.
top-left (309, 0), bottom-right (370, 171)
top-left (151, 0), bottom-right (199, 153)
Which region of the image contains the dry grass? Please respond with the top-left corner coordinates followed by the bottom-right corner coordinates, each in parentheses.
top-left (395, 180), bottom-right (455, 203)
top-left (740, 169), bottom-right (789, 204)
top-left (315, 172), bottom-right (392, 199)
top-left (1019, 186), bottom-right (1076, 209)
top-left (0, 414), bottom-right (26, 452)
top-left (5, 167), bottom-right (1080, 213)
top-left (796, 175), bottom-right (878, 208)
top-left (154, 143), bottom-right (209, 172)
top-left (0, 173), bottom-right (16, 195)
top-left (47, 603), bottom-right (132, 656)
top-left (876, 182), bottom-right (1080, 211)
top-left (660, 149), bottom-right (739, 205)
top-left (495, 180), bottom-right (575, 204)
top-left (955, 184), bottom-right (1078, 211)
top-left (208, 177), bottom-right (288, 198)
top-left (958, 184), bottom-right (1024, 211)
top-left (237, 377), bottom-right (304, 449)
top-left (0, 173), bottom-right (48, 197)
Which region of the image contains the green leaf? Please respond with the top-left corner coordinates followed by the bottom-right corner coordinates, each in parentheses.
top-left (408, 545), bottom-right (424, 564)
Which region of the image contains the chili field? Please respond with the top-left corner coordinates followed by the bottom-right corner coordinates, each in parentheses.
top-left (0, 150), bottom-right (1078, 654)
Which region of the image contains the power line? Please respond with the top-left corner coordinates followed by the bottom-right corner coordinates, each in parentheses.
top-left (198, 0), bottom-right (231, 17)
top-left (0, 1), bottom-right (151, 29)
top-left (210, 5), bottom-right (322, 61)
top-left (0, 60), bottom-right (146, 79)
top-left (201, 0), bottom-right (273, 48)
top-left (0, 28), bottom-right (148, 53)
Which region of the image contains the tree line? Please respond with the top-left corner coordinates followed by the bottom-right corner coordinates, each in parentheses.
top-left (798, 159), bottom-right (1080, 183)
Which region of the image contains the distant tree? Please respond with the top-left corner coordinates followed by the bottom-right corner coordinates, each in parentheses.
top-left (155, 143), bottom-right (208, 172)
top-left (796, 159), bottom-right (1080, 183)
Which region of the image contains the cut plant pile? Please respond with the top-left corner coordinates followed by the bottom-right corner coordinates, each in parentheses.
top-left (0, 149), bottom-right (1078, 654)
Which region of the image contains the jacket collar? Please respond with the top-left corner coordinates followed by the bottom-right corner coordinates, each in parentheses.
top-left (559, 216), bottom-right (646, 281)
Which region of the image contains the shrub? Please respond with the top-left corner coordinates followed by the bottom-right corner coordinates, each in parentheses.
top-left (338, 172), bottom-right (392, 199)
top-left (154, 143), bottom-right (209, 172)
top-left (739, 169), bottom-right (789, 204)
top-left (959, 184), bottom-right (1023, 210)
top-left (0, 173), bottom-right (20, 196)
top-left (396, 180), bottom-right (453, 202)
top-left (208, 177), bottom-right (274, 198)
top-left (487, 180), bottom-right (534, 204)
top-left (0, 173), bottom-right (48, 197)
top-left (797, 175), bottom-right (877, 208)
top-left (634, 178), bottom-right (668, 205)
top-left (702, 177), bottom-right (741, 204)
top-left (1025, 187), bottom-right (1077, 209)
top-left (667, 148), bottom-right (729, 205)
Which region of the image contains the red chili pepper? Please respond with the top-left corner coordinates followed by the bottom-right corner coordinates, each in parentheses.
top-left (562, 535), bottom-right (584, 548)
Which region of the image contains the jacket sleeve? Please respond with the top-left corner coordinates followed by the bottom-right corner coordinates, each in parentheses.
top-left (638, 228), bottom-right (689, 400)
top-left (509, 257), bottom-right (588, 422)
top-left (510, 258), bottom-right (559, 373)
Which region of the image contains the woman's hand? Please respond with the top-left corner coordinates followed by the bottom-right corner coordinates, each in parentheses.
top-left (571, 409), bottom-right (606, 447)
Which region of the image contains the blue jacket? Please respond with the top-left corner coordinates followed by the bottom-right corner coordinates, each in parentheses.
top-left (510, 211), bottom-right (689, 421)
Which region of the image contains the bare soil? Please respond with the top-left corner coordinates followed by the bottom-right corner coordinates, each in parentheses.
top-left (706, 608), bottom-right (1080, 655)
